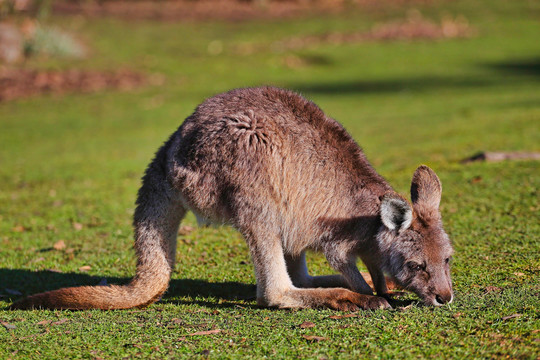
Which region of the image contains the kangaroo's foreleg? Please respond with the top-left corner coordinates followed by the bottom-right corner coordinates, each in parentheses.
top-left (242, 225), bottom-right (390, 311)
top-left (285, 252), bottom-right (349, 289)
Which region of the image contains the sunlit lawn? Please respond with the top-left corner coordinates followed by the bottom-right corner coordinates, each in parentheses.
top-left (1, 0), bottom-right (539, 358)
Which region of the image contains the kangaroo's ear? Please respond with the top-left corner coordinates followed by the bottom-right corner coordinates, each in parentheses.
top-left (410, 165), bottom-right (442, 217)
top-left (380, 194), bottom-right (413, 231)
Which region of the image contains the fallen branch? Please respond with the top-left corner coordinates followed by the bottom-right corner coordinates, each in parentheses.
top-left (461, 151), bottom-right (540, 163)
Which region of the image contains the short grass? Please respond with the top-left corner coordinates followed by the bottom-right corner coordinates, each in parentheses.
top-left (1, 0), bottom-right (539, 358)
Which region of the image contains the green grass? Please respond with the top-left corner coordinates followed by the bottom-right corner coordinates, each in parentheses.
top-left (1, 0), bottom-right (539, 358)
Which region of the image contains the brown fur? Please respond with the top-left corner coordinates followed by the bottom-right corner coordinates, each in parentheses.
top-left (11, 87), bottom-right (453, 311)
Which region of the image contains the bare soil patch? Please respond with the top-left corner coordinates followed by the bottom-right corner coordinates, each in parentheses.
top-left (233, 14), bottom-right (474, 56)
top-left (0, 68), bottom-right (154, 102)
top-left (52, 0), bottom-right (440, 22)
top-left (277, 16), bottom-right (471, 50)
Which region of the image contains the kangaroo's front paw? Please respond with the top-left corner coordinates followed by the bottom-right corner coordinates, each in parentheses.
top-left (324, 289), bottom-right (391, 311)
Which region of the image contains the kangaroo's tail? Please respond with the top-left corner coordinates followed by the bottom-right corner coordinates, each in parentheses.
top-left (11, 139), bottom-right (185, 310)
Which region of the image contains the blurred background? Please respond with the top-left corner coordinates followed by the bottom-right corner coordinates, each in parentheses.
top-left (0, 0), bottom-right (538, 241)
top-left (1, 0), bottom-right (539, 245)
top-left (1, 0), bottom-right (538, 193)
top-left (1, 1), bottom-right (538, 164)
top-left (1, 0), bottom-right (538, 226)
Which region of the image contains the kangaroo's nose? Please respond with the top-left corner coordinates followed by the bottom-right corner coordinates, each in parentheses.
top-left (435, 293), bottom-right (452, 305)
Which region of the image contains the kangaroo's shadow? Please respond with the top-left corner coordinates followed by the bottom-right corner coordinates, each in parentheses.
top-left (0, 269), bottom-right (416, 310)
top-left (0, 268), bottom-right (257, 309)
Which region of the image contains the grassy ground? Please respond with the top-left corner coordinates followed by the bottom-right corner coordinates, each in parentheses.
top-left (1, 0), bottom-right (539, 358)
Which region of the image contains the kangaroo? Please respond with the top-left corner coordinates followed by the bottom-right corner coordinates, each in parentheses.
top-left (11, 87), bottom-right (453, 311)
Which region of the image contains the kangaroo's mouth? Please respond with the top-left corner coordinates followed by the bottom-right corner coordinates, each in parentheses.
top-left (403, 283), bottom-right (454, 306)
top-left (422, 292), bottom-right (454, 306)
top-left (388, 277), bottom-right (453, 306)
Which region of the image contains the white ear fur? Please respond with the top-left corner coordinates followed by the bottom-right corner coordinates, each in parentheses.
top-left (380, 195), bottom-right (413, 231)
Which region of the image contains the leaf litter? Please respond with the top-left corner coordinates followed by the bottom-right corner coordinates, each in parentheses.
top-left (501, 314), bottom-right (522, 321)
top-left (328, 314), bottom-right (358, 320)
top-left (1, 321), bottom-right (16, 330)
top-left (186, 329), bottom-right (221, 336)
top-left (302, 335), bottom-right (328, 342)
top-left (53, 240), bottom-right (66, 250)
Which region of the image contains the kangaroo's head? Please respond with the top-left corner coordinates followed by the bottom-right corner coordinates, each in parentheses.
top-left (377, 165), bottom-right (453, 306)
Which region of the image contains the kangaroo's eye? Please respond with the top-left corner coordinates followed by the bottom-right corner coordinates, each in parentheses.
top-left (407, 262), bottom-right (424, 272)
top-left (445, 257), bottom-right (452, 264)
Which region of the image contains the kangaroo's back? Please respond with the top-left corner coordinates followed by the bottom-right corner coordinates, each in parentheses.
top-left (168, 87), bottom-right (391, 253)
